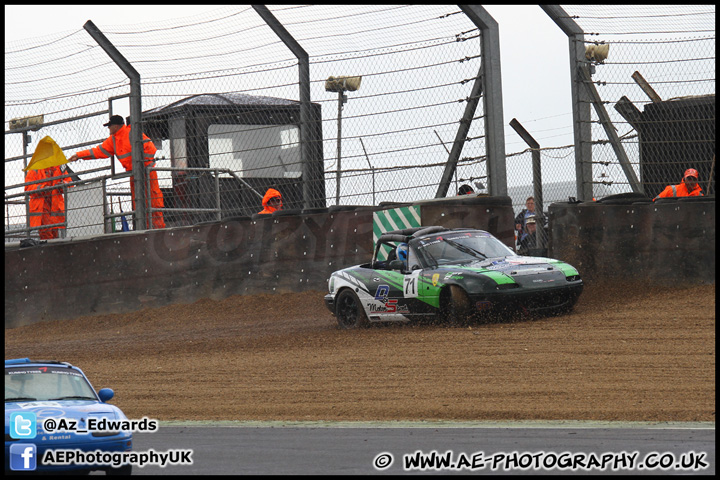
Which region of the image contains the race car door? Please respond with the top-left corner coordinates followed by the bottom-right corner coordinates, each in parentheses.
top-left (367, 270), bottom-right (412, 322)
top-left (395, 269), bottom-right (437, 318)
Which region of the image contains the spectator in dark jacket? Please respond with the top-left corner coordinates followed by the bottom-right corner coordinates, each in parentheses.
top-left (515, 196), bottom-right (538, 242)
top-left (518, 216), bottom-right (543, 256)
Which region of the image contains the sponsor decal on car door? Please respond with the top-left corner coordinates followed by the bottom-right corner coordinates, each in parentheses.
top-left (371, 284), bottom-right (410, 319)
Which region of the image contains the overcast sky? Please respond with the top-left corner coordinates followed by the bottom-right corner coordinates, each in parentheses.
top-left (4, 4), bottom-right (574, 151)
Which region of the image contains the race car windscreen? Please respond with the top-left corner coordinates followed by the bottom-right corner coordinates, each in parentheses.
top-left (5, 366), bottom-right (98, 402)
top-left (413, 231), bottom-right (515, 267)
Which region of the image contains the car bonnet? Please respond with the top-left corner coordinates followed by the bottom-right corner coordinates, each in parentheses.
top-left (5, 400), bottom-right (125, 443)
top-left (461, 255), bottom-right (579, 286)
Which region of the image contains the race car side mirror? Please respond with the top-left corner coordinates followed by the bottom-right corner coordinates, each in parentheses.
top-left (98, 388), bottom-right (115, 402)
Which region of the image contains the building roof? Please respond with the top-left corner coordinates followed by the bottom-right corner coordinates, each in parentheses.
top-left (143, 93), bottom-right (304, 116)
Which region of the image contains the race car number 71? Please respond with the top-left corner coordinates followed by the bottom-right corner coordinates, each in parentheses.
top-left (404, 270), bottom-right (421, 298)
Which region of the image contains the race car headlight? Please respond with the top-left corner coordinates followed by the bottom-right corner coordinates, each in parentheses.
top-left (328, 277), bottom-right (335, 293)
top-left (566, 275), bottom-right (581, 282)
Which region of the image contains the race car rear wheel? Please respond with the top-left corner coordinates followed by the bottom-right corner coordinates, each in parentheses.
top-left (335, 289), bottom-right (370, 329)
top-left (439, 285), bottom-right (472, 325)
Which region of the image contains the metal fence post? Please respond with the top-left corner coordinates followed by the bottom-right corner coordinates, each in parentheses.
top-left (83, 20), bottom-right (147, 230)
top-left (456, 5), bottom-right (507, 197)
top-left (22, 131), bottom-right (31, 238)
top-left (215, 170), bottom-right (221, 221)
top-left (335, 91), bottom-right (344, 204)
top-left (541, 5), bottom-right (594, 202)
top-left (358, 138), bottom-right (376, 205)
top-left (509, 118), bottom-right (546, 250)
top-left (252, 5), bottom-right (314, 209)
top-left (579, 65), bottom-right (643, 194)
top-left (434, 63), bottom-right (484, 198)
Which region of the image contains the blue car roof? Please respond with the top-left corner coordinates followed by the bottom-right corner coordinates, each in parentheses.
top-left (5, 358), bottom-right (75, 368)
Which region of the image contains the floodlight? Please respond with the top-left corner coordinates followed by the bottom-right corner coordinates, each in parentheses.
top-left (325, 76), bottom-right (362, 93)
top-left (585, 43), bottom-right (609, 63)
top-left (9, 115), bottom-right (44, 132)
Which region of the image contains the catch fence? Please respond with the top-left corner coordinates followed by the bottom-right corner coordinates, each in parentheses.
top-left (559, 5), bottom-right (715, 200)
top-left (4, 5), bottom-right (715, 241)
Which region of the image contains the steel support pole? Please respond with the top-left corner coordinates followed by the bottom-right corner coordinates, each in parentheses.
top-left (22, 131), bottom-right (30, 238)
top-left (83, 20), bottom-right (147, 229)
top-left (455, 5), bottom-right (507, 197)
top-left (509, 118), bottom-right (546, 249)
top-left (540, 5), bottom-right (594, 202)
top-left (580, 66), bottom-right (643, 194)
top-left (336, 92), bottom-right (343, 204)
top-left (359, 138), bottom-right (375, 205)
top-left (252, 5), bottom-right (313, 209)
top-left (215, 172), bottom-right (222, 221)
top-left (435, 64), bottom-right (484, 198)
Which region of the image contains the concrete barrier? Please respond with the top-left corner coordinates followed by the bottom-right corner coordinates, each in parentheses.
top-left (6, 195), bottom-right (713, 328)
top-left (5, 196), bottom-right (513, 328)
top-left (549, 196), bottom-right (715, 285)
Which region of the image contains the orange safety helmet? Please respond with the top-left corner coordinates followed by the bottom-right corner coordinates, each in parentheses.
top-left (683, 168), bottom-right (699, 179)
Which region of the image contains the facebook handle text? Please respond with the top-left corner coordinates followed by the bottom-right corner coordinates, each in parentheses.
top-left (42, 448), bottom-right (193, 468)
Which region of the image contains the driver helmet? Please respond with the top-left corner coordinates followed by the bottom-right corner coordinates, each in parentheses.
top-left (396, 243), bottom-right (409, 262)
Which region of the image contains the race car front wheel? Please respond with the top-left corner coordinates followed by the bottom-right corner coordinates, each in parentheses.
top-left (335, 289), bottom-right (370, 329)
top-left (439, 285), bottom-right (472, 325)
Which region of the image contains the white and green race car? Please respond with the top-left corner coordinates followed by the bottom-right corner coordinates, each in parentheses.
top-left (325, 226), bottom-right (583, 328)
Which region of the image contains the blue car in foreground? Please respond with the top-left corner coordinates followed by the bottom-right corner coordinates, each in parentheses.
top-left (5, 358), bottom-right (132, 475)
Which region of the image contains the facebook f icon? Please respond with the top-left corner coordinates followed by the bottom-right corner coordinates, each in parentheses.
top-left (10, 412), bottom-right (36, 439)
top-left (10, 443), bottom-right (37, 471)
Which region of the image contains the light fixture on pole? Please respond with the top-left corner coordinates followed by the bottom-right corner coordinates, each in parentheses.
top-left (9, 115), bottom-right (44, 132)
top-left (325, 75), bottom-right (361, 204)
top-left (9, 115), bottom-right (45, 169)
top-left (585, 42), bottom-right (609, 75)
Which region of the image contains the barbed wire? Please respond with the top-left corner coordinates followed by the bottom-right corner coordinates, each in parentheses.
top-left (4, 5), bottom-right (715, 239)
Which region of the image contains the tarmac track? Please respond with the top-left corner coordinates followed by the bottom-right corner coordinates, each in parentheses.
top-left (5, 280), bottom-right (715, 474)
top-left (129, 421), bottom-right (715, 475)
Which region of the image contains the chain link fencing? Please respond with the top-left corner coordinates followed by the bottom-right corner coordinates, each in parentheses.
top-left (5, 5), bottom-right (715, 241)
top-left (565, 5), bottom-right (714, 200)
top-left (505, 5), bottom-right (715, 216)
